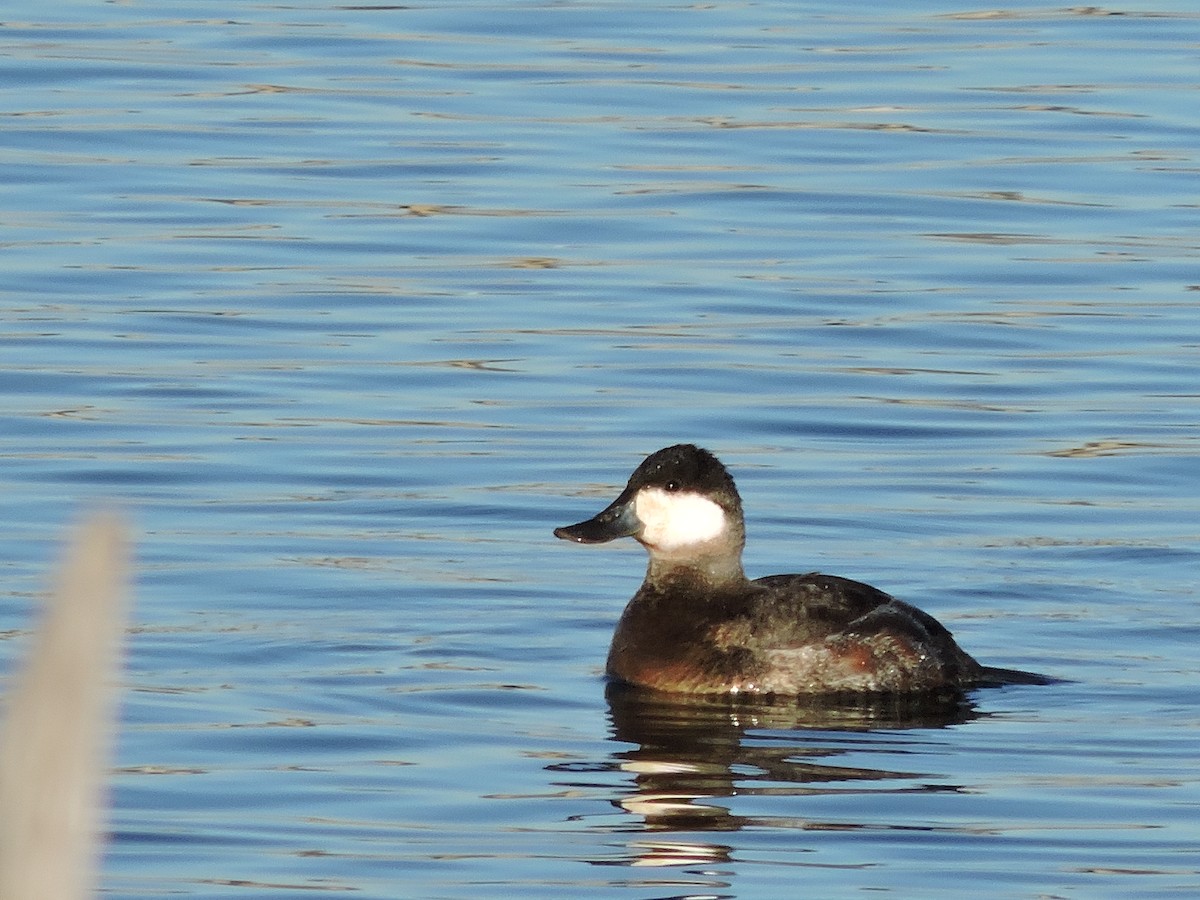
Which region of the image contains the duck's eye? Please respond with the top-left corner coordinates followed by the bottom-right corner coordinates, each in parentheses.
top-left (664, 480), bottom-right (680, 492)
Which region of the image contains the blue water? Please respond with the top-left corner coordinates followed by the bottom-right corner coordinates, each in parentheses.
top-left (2, 1), bottom-right (1198, 897)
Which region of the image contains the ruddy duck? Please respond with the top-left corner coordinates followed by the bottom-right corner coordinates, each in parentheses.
top-left (555, 444), bottom-right (1047, 696)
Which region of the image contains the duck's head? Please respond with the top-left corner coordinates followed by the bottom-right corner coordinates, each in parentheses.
top-left (554, 444), bottom-right (746, 578)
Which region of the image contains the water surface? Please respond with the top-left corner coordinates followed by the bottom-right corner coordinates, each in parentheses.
top-left (1, 2), bottom-right (1198, 897)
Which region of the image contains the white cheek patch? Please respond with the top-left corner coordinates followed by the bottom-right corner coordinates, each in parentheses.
top-left (634, 488), bottom-right (727, 551)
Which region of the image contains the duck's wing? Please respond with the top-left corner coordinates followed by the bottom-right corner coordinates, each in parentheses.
top-left (746, 572), bottom-right (984, 691)
top-left (756, 571), bottom-right (975, 655)
top-left (751, 572), bottom-right (899, 631)
top-left (754, 572), bottom-right (968, 642)
top-left (747, 573), bottom-right (1055, 692)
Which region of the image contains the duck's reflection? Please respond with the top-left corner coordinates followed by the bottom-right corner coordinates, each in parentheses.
top-left (551, 684), bottom-right (982, 869)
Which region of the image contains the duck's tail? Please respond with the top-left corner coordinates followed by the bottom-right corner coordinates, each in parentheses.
top-left (976, 665), bottom-right (1065, 688)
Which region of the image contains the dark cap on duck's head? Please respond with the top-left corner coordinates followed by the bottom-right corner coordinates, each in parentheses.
top-left (627, 444), bottom-right (741, 509)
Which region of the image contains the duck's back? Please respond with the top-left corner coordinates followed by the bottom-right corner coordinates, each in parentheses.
top-left (752, 572), bottom-right (897, 629)
top-left (739, 572), bottom-right (984, 694)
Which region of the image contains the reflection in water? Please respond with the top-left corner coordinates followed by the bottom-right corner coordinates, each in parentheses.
top-left (552, 684), bottom-right (981, 871)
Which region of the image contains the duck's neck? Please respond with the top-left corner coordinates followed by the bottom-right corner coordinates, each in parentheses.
top-left (646, 552), bottom-right (747, 593)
